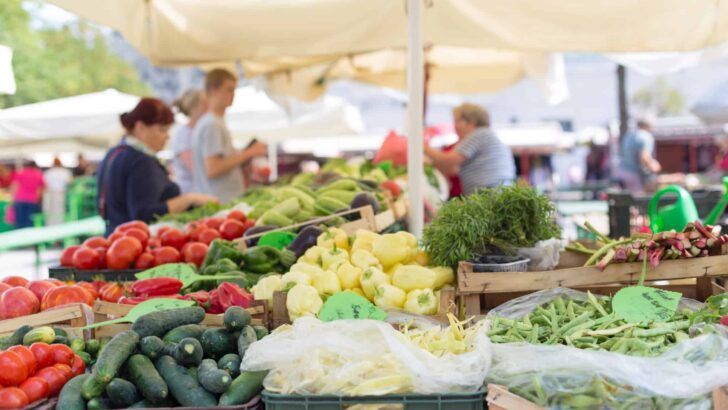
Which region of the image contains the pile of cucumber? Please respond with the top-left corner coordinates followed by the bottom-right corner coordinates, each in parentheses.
top-left (58, 306), bottom-right (268, 409)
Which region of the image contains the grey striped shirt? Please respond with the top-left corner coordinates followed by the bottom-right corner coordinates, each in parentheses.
top-left (455, 127), bottom-right (516, 195)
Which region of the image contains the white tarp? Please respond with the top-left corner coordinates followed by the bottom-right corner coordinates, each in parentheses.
top-left (0, 45), bottom-right (16, 95)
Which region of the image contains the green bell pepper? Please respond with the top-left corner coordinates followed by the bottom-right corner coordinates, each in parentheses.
top-left (201, 239), bottom-right (245, 271)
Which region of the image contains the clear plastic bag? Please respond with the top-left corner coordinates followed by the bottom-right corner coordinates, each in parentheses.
top-left (486, 288), bottom-right (728, 409)
top-left (516, 238), bottom-right (561, 271)
top-left (241, 317), bottom-right (491, 395)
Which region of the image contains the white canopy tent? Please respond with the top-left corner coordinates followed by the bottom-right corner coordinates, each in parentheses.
top-left (0, 45), bottom-right (16, 95)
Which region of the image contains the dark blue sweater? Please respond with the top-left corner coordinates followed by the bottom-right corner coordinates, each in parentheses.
top-left (97, 144), bottom-right (180, 235)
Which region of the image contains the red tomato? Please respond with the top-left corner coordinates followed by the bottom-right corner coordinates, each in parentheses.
top-left (0, 351), bottom-right (28, 386)
top-left (219, 219), bottom-right (246, 240)
top-left (182, 242), bottom-right (208, 267)
top-left (0, 283), bottom-right (10, 294)
top-left (75, 282), bottom-right (98, 301)
top-left (99, 282), bottom-right (125, 303)
top-left (107, 231), bottom-right (124, 244)
top-left (1, 276), bottom-right (29, 288)
top-left (50, 344), bottom-right (74, 367)
top-left (7, 346), bottom-right (36, 376)
top-left (25, 281), bottom-right (59, 302)
top-left (52, 364), bottom-right (73, 381)
top-left (187, 225), bottom-right (207, 242)
top-left (41, 285), bottom-right (93, 310)
top-left (72, 247), bottom-right (101, 270)
top-left (115, 220), bottom-right (149, 235)
top-left (147, 237), bottom-right (162, 250)
top-left (123, 228), bottom-right (149, 250)
top-left (160, 228), bottom-right (188, 250)
top-left (134, 252), bottom-right (155, 270)
top-left (379, 180), bottom-right (402, 198)
top-left (46, 278), bottom-right (64, 286)
top-left (70, 355), bottom-right (85, 376)
top-left (106, 237), bottom-right (143, 270)
top-left (227, 210), bottom-right (247, 222)
top-left (243, 219), bottom-right (256, 231)
top-left (19, 376), bottom-right (48, 404)
top-left (152, 247), bottom-right (181, 266)
top-left (34, 367), bottom-right (65, 396)
top-left (198, 228), bottom-right (221, 245)
top-left (0, 287), bottom-right (40, 319)
top-left (82, 236), bottom-right (109, 250)
top-left (204, 217), bottom-right (224, 231)
top-left (29, 344), bottom-right (54, 370)
top-left (156, 226), bottom-right (171, 239)
top-left (59, 246), bottom-right (80, 267)
top-left (94, 248), bottom-right (107, 269)
top-left (0, 387), bottom-right (29, 409)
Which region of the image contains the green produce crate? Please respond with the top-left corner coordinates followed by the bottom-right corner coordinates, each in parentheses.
top-left (262, 390), bottom-right (486, 410)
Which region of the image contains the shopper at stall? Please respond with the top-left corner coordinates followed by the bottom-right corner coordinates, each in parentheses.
top-left (43, 157), bottom-right (72, 225)
top-left (10, 160), bottom-right (45, 228)
top-left (191, 68), bottom-right (267, 203)
top-left (73, 154), bottom-right (89, 177)
top-left (424, 103), bottom-right (515, 195)
top-left (97, 97), bottom-right (217, 234)
top-left (171, 89), bottom-right (207, 193)
top-left (615, 114), bottom-right (662, 192)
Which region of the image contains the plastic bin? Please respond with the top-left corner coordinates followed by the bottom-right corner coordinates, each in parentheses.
top-left (262, 390), bottom-right (486, 410)
top-left (470, 255), bottom-right (530, 273)
top-left (49, 267), bottom-right (141, 282)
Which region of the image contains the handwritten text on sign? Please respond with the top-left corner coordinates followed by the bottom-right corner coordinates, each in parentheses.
top-left (612, 285), bottom-right (681, 323)
top-left (318, 291), bottom-right (387, 321)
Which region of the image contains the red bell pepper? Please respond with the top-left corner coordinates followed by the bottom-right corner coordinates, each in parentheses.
top-left (217, 283), bottom-right (253, 310)
top-left (131, 277), bottom-right (183, 297)
top-left (118, 294), bottom-right (183, 305)
top-left (720, 315), bottom-right (728, 327)
top-left (206, 290), bottom-right (224, 314)
top-left (182, 290), bottom-right (211, 307)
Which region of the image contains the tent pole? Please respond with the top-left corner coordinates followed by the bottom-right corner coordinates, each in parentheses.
top-left (268, 141), bottom-right (278, 182)
top-left (406, 0), bottom-right (424, 238)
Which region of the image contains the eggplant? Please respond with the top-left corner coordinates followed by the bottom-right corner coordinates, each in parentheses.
top-left (243, 225), bottom-right (278, 247)
top-left (288, 225), bottom-right (324, 258)
top-left (350, 192), bottom-right (380, 214)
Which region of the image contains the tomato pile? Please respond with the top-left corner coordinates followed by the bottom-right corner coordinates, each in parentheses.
top-left (60, 210), bottom-right (253, 271)
top-left (0, 277), bottom-right (98, 320)
top-left (0, 343), bottom-right (84, 408)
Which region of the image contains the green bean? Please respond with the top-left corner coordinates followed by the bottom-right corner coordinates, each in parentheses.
top-left (566, 300), bottom-right (576, 320)
top-left (558, 311), bottom-right (592, 335)
top-left (587, 291), bottom-right (608, 317)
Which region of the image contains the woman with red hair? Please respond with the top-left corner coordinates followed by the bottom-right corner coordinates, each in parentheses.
top-left (97, 98), bottom-right (216, 234)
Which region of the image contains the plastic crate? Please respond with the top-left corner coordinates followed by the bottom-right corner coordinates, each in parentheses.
top-left (262, 390), bottom-right (486, 410)
top-left (49, 267), bottom-right (141, 282)
top-left (470, 255), bottom-right (530, 273)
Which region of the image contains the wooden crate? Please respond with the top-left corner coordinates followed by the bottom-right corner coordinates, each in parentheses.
top-left (269, 287), bottom-right (456, 329)
top-left (487, 384), bottom-right (728, 410)
top-left (92, 300), bottom-right (269, 338)
top-left (457, 254), bottom-right (728, 317)
top-left (0, 303), bottom-right (93, 340)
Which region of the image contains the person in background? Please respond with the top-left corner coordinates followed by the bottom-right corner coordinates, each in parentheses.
top-left (191, 68), bottom-right (267, 203)
top-left (96, 98), bottom-right (217, 234)
top-left (10, 160), bottom-right (45, 228)
top-left (0, 164), bottom-right (13, 189)
top-left (424, 103), bottom-right (516, 195)
top-left (441, 143), bottom-right (463, 199)
top-left (171, 89), bottom-right (207, 193)
top-left (73, 154), bottom-right (89, 177)
top-left (615, 114), bottom-right (662, 192)
top-left (43, 157), bottom-right (72, 225)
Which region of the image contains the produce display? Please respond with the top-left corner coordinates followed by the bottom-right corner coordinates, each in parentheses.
top-left (0, 276), bottom-right (98, 319)
top-left (250, 228), bottom-right (455, 319)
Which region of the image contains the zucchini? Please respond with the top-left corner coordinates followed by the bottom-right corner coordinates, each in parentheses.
top-left (155, 355), bottom-right (217, 407)
top-left (164, 337), bottom-right (203, 366)
top-left (86, 397), bottom-right (112, 410)
top-left (23, 326), bottom-right (55, 345)
top-left (81, 370), bottom-right (107, 400)
top-left (52, 335), bottom-right (70, 345)
top-left (140, 336), bottom-right (166, 360)
top-left (58, 374), bottom-right (91, 410)
top-left (162, 324), bottom-right (206, 344)
top-left (53, 327), bottom-right (68, 338)
top-left (253, 325), bottom-right (269, 340)
top-left (197, 359), bottom-right (232, 394)
top-left (200, 328), bottom-right (237, 360)
top-left (85, 339), bottom-right (101, 355)
top-left (237, 325), bottom-right (257, 358)
top-left (95, 330), bottom-right (139, 383)
top-left (218, 370), bottom-right (268, 406)
top-left (132, 307), bottom-right (206, 338)
top-left (217, 353), bottom-right (242, 377)
top-left (106, 378), bottom-right (141, 408)
top-left (125, 354), bottom-right (168, 404)
top-left (223, 306), bottom-right (251, 332)
top-left (0, 325), bottom-right (31, 349)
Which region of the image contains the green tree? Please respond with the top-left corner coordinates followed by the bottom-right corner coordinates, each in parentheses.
top-left (631, 77), bottom-right (685, 116)
top-left (0, 0), bottom-right (149, 108)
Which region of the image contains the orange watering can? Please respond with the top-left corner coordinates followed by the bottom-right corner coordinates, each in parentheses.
top-left (649, 177), bottom-right (728, 233)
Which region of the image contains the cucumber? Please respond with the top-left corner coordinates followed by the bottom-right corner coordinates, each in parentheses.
top-left (76, 351), bottom-right (93, 366)
top-left (164, 337), bottom-right (203, 366)
top-left (23, 326), bottom-right (56, 345)
top-left (140, 336), bottom-right (166, 360)
top-left (162, 324), bottom-right (206, 344)
top-left (200, 328), bottom-right (237, 360)
top-left (85, 339), bottom-right (101, 355)
top-left (106, 378), bottom-right (141, 408)
top-left (132, 307), bottom-right (206, 338)
top-left (53, 327), bottom-right (68, 337)
top-left (98, 336), bottom-right (112, 352)
top-left (52, 335), bottom-right (70, 345)
top-left (155, 355), bottom-right (217, 407)
top-left (95, 330), bottom-right (139, 383)
top-left (70, 338), bottom-right (85, 353)
top-left (197, 359), bottom-right (232, 394)
top-left (237, 325), bottom-right (257, 358)
top-left (0, 325), bottom-right (32, 349)
top-left (87, 397), bottom-right (112, 410)
top-left (81, 370), bottom-right (108, 399)
top-left (217, 353), bottom-right (242, 377)
top-left (223, 306), bottom-right (251, 332)
top-left (125, 354), bottom-right (168, 404)
top-left (58, 374), bottom-right (91, 410)
top-left (188, 366), bottom-right (198, 380)
top-left (253, 325), bottom-right (269, 340)
top-left (218, 370), bottom-right (268, 406)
